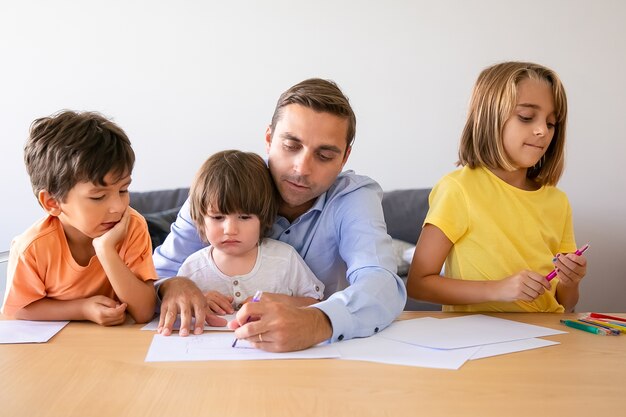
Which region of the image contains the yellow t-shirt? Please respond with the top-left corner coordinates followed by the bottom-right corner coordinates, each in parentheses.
top-left (425, 166), bottom-right (577, 312)
top-left (1, 208), bottom-right (157, 316)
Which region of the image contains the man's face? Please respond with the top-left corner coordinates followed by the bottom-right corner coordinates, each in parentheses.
top-left (266, 104), bottom-right (351, 220)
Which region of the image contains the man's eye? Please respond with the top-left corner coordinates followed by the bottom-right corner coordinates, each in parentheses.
top-left (318, 153), bottom-right (334, 162)
top-left (90, 195), bottom-right (105, 201)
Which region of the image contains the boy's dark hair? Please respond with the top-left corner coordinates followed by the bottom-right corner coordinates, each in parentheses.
top-left (190, 150), bottom-right (278, 243)
top-left (24, 110), bottom-right (135, 201)
top-left (270, 78), bottom-right (356, 151)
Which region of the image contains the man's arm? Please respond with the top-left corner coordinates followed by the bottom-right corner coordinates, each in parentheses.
top-left (153, 198), bottom-right (205, 280)
top-left (313, 180), bottom-right (407, 342)
top-left (151, 199), bottom-right (225, 336)
top-left (229, 178), bottom-right (406, 351)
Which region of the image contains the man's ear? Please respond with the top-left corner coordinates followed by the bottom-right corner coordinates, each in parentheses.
top-left (341, 146), bottom-right (352, 168)
top-left (38, 190), bottom-right (62, 216)
top-left (265, 125), bottom-right (273, 154)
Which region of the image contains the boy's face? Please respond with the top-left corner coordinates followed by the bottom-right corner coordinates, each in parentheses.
top-left (53, 172), bottom-right (132, 242)
top-left (203, 210), bottom-right (261, 258)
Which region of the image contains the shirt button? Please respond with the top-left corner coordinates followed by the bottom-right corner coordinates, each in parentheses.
top-left (233, 280), bottom-right (239, 286)
top-left (235, 292), bottom-right (241, 297)
top-left (374, 327), bottom-right (379, 333)
top-left (338, 334), bottom-right (344, 341)
top-left (285, 230), bottom-right (291, 235)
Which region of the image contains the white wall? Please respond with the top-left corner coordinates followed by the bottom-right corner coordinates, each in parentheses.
top-left (1, 0), bottom-right (625, 311)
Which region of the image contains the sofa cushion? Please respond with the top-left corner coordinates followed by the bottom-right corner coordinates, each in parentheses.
top-left (130, 188), bottom-right (189, 215)
top-left (391, 238), bottom-right (415, 276)
top-left (142, 207), bottom-right (182, 249)
top-left (382, 188), bottom-right (431, 245)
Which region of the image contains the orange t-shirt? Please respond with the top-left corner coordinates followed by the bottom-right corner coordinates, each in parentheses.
top-left (1, 208), bottom-right (157, 316)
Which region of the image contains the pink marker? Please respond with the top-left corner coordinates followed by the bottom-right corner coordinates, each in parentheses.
top-left (546, 243), bottom-right (590, 281)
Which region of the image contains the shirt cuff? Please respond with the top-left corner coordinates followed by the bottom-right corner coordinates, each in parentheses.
top-left (153, 276), bottom-right (174, 306)
top-left (313, 297), bottom-right (355, 342)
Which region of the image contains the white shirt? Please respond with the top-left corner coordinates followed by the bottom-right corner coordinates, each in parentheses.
top-left (177, 238), bottom-right (324, 308)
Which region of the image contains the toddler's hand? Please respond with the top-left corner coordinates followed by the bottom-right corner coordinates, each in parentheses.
top-left (204, 291), bottom-right (234, 315)
top-left (496, 271), bottom-right (551, 302)
top-left (93, 209), bottom-right (130, 253)
top-left (83, 295), bottom-right (127, 326)
top-left (554, 252), bottom-right (587, 287)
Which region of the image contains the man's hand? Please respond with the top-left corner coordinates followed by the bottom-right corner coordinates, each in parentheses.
top-left (158, 277), bottom-right (227, 336)
top-left (82, 295), bottom-right (127, 326)
top-left (228, 299), bottom-right (332, 352)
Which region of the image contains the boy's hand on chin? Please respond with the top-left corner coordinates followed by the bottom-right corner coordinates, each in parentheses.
top-left (93, 209), bottom-right (130, 253)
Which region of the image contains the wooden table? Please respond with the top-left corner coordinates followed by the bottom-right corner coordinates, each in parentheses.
top-left (1, 312), bottom-right (625, 417)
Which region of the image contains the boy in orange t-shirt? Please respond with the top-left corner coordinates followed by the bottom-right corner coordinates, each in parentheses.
top-left (1, 111), bottom-right (156, 325)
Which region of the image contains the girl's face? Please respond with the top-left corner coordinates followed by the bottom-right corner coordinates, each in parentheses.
top-left (501, 78), bottom-right (556, 171)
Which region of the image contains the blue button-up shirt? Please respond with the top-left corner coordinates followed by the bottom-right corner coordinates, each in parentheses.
top-left (153, 171), bottom-right (407, 342)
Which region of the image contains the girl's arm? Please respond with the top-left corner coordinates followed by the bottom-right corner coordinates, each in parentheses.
top-left (406, 224), bottom-right (550, 305)
top-left (14, 296), bottom-right (127, 326)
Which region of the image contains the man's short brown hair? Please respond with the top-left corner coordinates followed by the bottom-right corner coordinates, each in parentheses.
top-left (270, 78), bottom-right (356, 150)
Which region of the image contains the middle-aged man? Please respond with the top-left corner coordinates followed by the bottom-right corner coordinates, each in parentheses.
top-left (154, 78), bottom-right (406, 352)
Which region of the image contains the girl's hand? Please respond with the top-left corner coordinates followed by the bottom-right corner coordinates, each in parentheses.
top-left (496, 271), bottom-right (551, 302)
top-left (82, 295), bottom-right (127, 326)
top-left (204, 291), bottom-right (234, 315)
top-left (554, 253), bottom-right (587, 287)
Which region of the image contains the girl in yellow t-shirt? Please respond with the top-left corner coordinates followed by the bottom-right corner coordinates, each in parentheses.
top-left (407, 61), bottom-right (587, 313)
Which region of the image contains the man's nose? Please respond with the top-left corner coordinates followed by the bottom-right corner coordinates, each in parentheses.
top-left (294, 152), bottom-right (312, 176)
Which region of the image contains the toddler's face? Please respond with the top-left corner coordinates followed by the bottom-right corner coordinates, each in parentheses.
top-left (55, 172), bottom-right (131, 241)
top-left (202, 210), bottom-right (261, 257)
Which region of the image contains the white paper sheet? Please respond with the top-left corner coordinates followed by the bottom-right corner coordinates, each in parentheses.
top-left (336, 333), bottom-right (480, 370)
top-left (378, 314), bottom-right (566, 349)
top-left (470, 338), bottom-right (560, 360)
top-left (141, 314), bottom-right (235, 332)
top-left (0, 320), bottom-right (69, 344)
top-left (145, 332), bottom-right (341, 362)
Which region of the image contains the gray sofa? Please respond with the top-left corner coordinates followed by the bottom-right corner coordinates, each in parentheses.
top-left (130, 187), bottom-right (440, 311)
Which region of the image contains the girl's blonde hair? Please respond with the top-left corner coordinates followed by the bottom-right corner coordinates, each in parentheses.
top-left (458, 61), bottom-right (568, 186)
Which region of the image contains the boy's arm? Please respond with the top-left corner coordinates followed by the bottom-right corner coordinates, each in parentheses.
top-left (93, 210), bottom-right (156, 324)
top-left (14, 296), bottom-right (127, 326)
